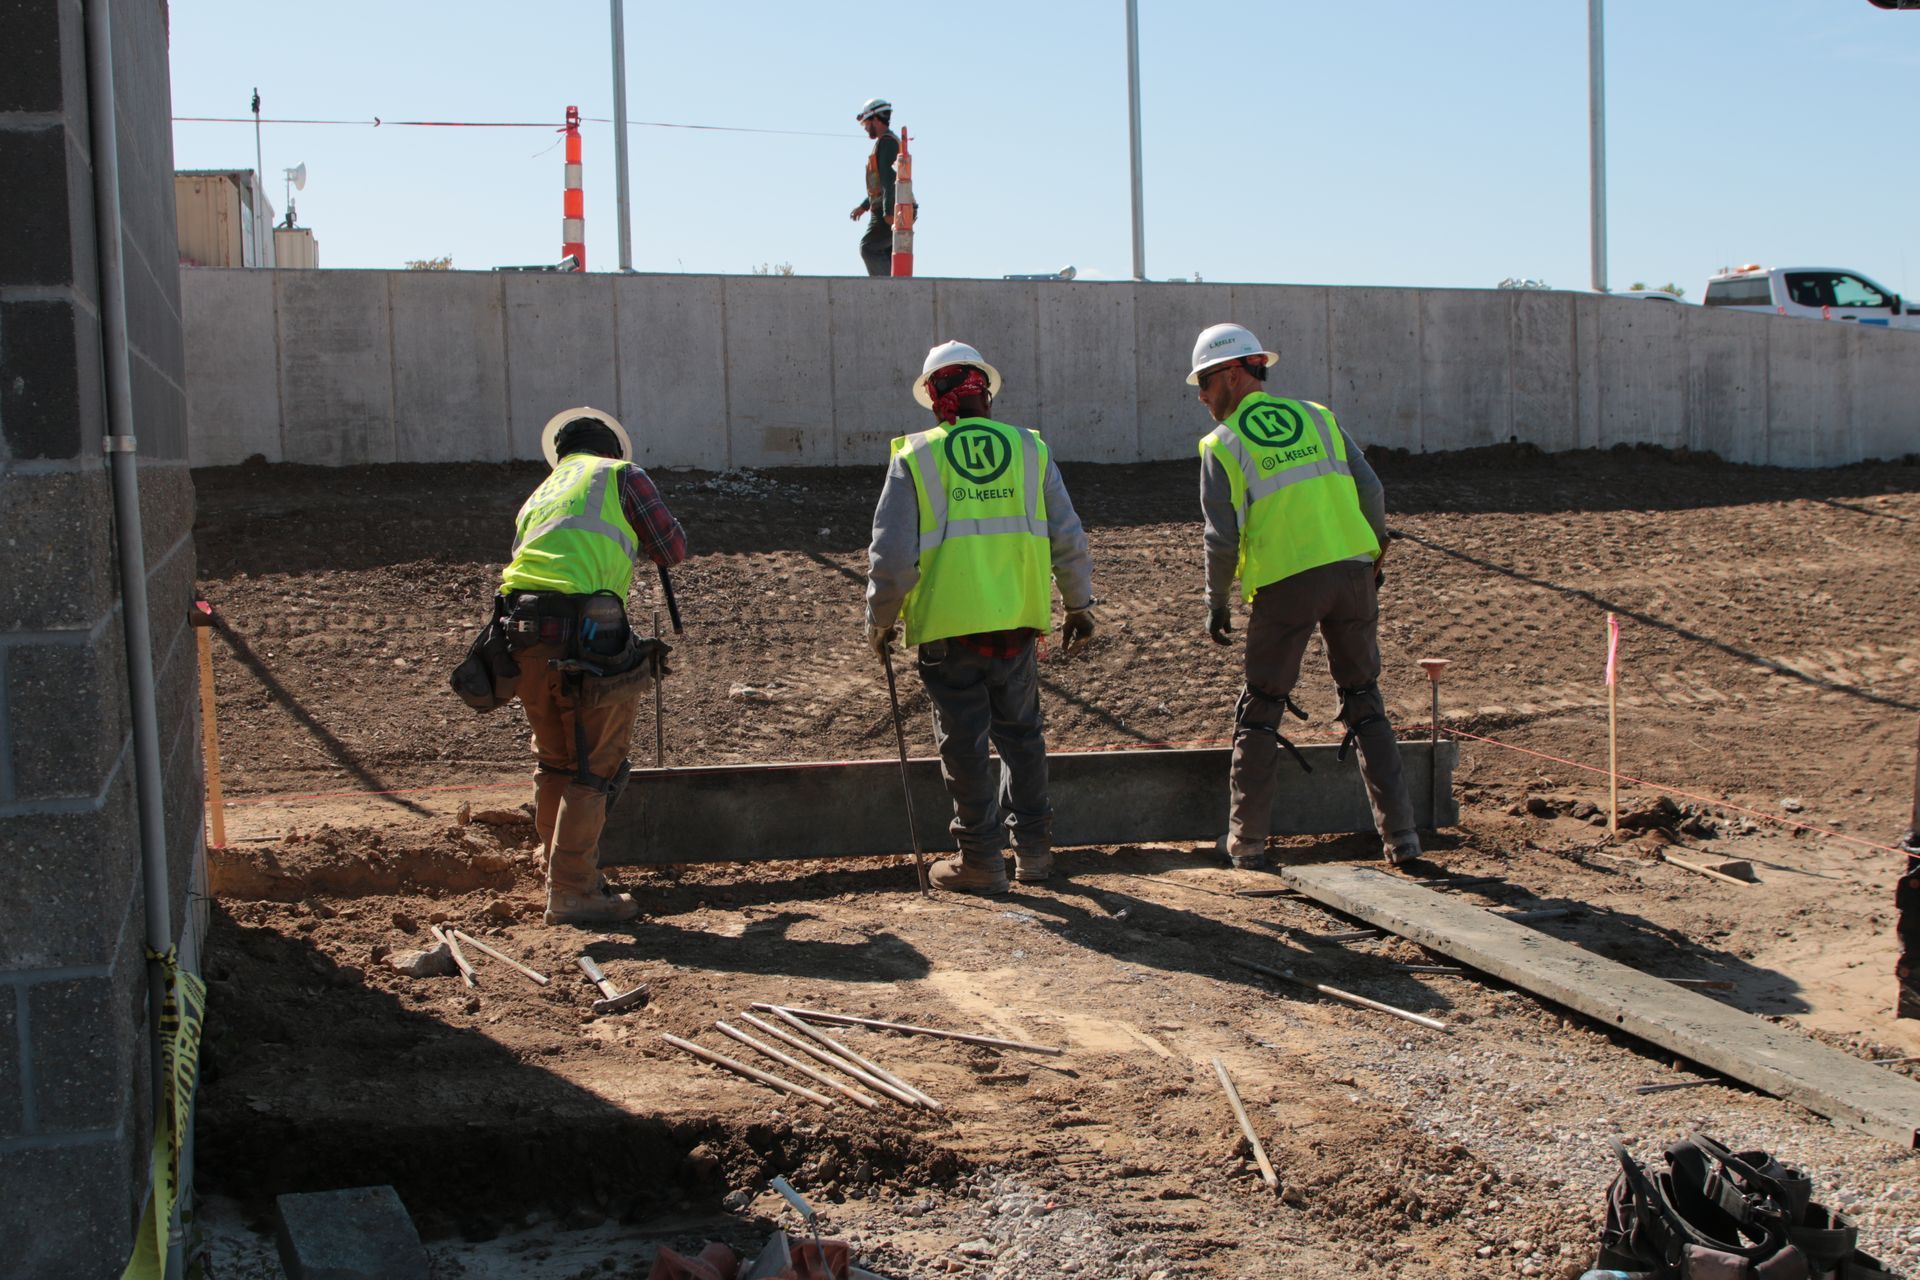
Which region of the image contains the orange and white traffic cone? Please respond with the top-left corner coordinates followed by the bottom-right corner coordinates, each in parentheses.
top-left (890, 127), bottom-right (915, 278)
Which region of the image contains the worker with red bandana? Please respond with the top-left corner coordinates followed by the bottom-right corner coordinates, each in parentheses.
top-left (864, 342), bottom-right (1096, 893)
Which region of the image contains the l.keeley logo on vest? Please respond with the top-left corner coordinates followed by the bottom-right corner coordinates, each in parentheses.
top-left (1239, 402), bottom-right (1307, 450)
top-left (944, 424), bottom-right (1013, 485)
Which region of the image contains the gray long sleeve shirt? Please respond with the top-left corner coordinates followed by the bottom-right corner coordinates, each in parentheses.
top-left (1200, 415), bottom-right (1388, 610)
top-left (866, 435), bottom-right (1094, 631)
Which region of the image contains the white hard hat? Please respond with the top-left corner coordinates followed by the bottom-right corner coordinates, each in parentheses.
top-left (856, 97), bottom-right (892, 122)
top-left (1187, 323), bottom-right (1278, 386)
top-left (539, 406), bottom-right (633, 466)
top-left (913, 341), bottom-right (1003, 410)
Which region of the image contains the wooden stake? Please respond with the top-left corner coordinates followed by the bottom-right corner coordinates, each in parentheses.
top-left (755, 1003), bottom-right (1065, 1056)
top-left (662, 1034), bottom-right (834, 1108)
top-left (737, 1012), bottom-right (922, 1108)
top-left (1212, 1056), bottom-right (1278, 1192)
top-left (1230, 957), bottom-right (1450, 1033)
top-left (430, 924), bottom-right (478, 988)
top-left (715, 1021), bottom-right (883, 1110)
top-left (193, 607), bottom-right (227, 849)
top-left (764, 1006), bottom-right (940, 1110)
top-left (448, 929), bottom-right (549, 986)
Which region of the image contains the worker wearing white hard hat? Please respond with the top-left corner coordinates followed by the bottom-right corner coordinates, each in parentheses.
top-left (865, 341), bottom-right (1096, 894)
top-left (1187, 324), bottom-right (1422, 872)
top-left (486, 406), bottom-right (687, 927)
top-left (850, 96), bottom-right (899, 276)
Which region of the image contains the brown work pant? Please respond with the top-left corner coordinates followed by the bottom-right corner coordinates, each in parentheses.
top-left (1229, 560), bottom-right (1415, 859)
top-left (514, 641), bottom-right (641, 896)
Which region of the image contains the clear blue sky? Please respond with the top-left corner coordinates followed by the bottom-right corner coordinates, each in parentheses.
top-left (169, 1), bottom-right (1919, 296)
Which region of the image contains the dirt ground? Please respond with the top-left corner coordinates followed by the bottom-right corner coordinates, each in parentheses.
top-left (189, 447), bottom-right (1920, 1278)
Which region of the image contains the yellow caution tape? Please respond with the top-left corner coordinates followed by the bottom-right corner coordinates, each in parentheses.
top-left (122, 948), bottom-right (208, 1280)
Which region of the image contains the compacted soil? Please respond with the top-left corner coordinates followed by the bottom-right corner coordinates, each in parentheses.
top-left (188, 448), bottom-right (1920, 1278)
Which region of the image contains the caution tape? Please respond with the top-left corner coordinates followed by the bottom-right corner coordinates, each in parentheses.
top-left (122, 949), bottom-right (207, 1280)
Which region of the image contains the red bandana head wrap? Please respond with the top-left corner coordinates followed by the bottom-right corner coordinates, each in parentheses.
top-left (928, 365), bottom-right (991, 425)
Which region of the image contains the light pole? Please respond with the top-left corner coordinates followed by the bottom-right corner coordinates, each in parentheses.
top-left (1125, 0), bottom-right (1146, 281)
top-left (1587, 0), bottom-right (1608, 293)
top-left (610, 0), bottom-right (634, 271)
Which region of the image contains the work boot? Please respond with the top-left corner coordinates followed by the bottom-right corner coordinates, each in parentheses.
top-left (1012, 848), bottom-right (1055, 883)
top-left (928, 854), bottom-right (1009, 895)
top-left (544, 880), bottom-right (641, 926)
top-left (1217, 832), bottom-right (1268, 871)
top-left (1384, 830), bottom-right (1422, 867)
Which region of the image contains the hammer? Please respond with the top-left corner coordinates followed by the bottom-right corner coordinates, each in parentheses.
top-left (576, 955), bottom-right (648, 1013)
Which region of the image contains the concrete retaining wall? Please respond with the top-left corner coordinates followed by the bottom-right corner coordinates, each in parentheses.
top-left (184, 271), bottom-right (1920, 470)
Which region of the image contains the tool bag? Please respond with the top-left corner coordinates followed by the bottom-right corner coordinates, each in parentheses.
top-left (1597, 1135), bottom-right (1893, 1280)
top-left (449, 598), bottom-right (521, 712)
top-left (573, 632), bottom-right (671, 708)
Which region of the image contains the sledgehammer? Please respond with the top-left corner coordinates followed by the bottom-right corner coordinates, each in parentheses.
top-left (576, 955), bottom-right (648, 1013)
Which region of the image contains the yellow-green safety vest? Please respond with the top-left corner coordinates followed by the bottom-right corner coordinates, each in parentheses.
top-left (894, 417), bottom-right (1054, 647)
top-left (499, 453), bottom-right (641, 598)
top-left (1198, 393), bottom-right (1380, 602)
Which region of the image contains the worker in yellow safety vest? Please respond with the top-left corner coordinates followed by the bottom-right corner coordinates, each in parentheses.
top-left (865, 341), bottom-right (1096, 893)
top-left (1189, 324), bottom-right (1421, 870)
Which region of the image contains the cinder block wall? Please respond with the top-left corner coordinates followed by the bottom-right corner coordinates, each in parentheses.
top-left (0, 1), bottom-right (200, 1275)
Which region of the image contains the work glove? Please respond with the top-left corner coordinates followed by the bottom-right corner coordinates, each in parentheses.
top-left (867, 622), bottom-right (898, 659)
top-left (1060, 608), bottom-right (1096, 657)
top-left (1208, 606), bottom-right (1234, 646)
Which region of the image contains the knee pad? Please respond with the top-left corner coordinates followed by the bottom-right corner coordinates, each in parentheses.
top-left (1336, 682), bottom-right (1389, 762)
top-left (1234, 688), bottom-right (1313, 774)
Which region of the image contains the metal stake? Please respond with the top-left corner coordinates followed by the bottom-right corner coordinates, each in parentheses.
top-left (882, 648), bottom-right (930, 895)
top-left (653, 608), bottom-right (664, 767)
top-left (1418, 658), bottom-right (1449, 828)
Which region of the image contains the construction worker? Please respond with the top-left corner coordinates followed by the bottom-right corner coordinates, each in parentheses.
top-left (498, 408), bottom-right (686, 925)
top-left (850, 97), bottom-right (898, 277)
top-left (1188, 324), bottom-right (1421, 871)
top-left (865, 341), bottom-right (1096, 893)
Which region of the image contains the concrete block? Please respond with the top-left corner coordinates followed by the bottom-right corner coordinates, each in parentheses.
top-left (0, 468), bottom-right (117, 632)
top-left (504, 273), bottom-right (620, 462)
top-left (1230, 284), bottom-right (1331, 406)
top-left (277, 270), bottom-right (396, 466)
top-left (0, 127), bottom-right (77, 290)
top-left (1508, 291), bottom-right (1577, 452)
top-left (0, 298), bottom-right (88, 460)
top-left (721, 277), bottom-right (835, 467)
top-left (1682, 305), bottom-right (1770, 464)
top-left (1134, 283), bottom-right (1231, 461)
top-left (0, 767), bottom-right (140, 970)
top-left (829, 277), bottom-right (936, 468)
top-left (1328, 287), bottom-right (1421, 450)
top-left (0, 990), bottom-right (19, 1138)
top-left (183, 270), bottom-right (282, 465)
top-left (613, 274), bottom-right (729, 470)
top-left (6, 630), bottom-right (130, 803)
top-left (28, 972), bottom-right (135, 1133)
top-left (130, 351), bottom-right (187, 462)
top-left (1849, 327), bottom-right (1920, 463)
top-left (1418, 289), bottom-right (1511, 451)
top-left (1587, 294), bottom-right (1686, 450)
top-left (390, 272), bottom-right (508, 463)
top-left (1036, 283), bottom-right (1138, 463)
top-left (276, 1185), bottom-right (430, 1280)
top-left (1766, 319), bottom-right (1853, 468)
top-left (0, 1), bottom-right (64, 113)
top-left (933, 279), bottom-right (1039, 428)
top-left (0, 1134), bottom-right (138, 1278)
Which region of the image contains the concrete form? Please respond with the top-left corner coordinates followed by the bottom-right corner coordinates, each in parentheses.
top-left (598, 743), bottom-right (1457, 866)
top-left (1283, 864), bottom-right (1920, 1146)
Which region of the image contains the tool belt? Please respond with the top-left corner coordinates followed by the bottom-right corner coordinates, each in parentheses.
top-left (448, 596), bottom-right (521, 713)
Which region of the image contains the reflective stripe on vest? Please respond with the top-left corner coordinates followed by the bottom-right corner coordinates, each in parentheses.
top-left (499, 454), bottom-right (640, 598)
top-left (894, 418), bottom-right (1053, 647)
top-left (1199, 394), bottom-right (1380, 601)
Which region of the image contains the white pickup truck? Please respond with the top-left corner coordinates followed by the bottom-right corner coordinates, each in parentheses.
top-left (1702, 265), bottom-right (1920, 330)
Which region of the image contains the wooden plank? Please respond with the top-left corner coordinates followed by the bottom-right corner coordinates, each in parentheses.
top-left (1282, 863), bottom-right (1920, 1147)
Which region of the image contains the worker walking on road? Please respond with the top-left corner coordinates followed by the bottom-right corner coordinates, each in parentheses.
top-left (1187, 324), bottom-right (1421, 871)
top-left (866, 342), bottom-right (1097, 893)
top-left (499, 408), bottom-right (686, 925)
top-left (850, 97), bottom-right (899, 277)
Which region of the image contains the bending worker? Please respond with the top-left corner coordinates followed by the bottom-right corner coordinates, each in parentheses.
top-left (1188, 324), bottom-right (1421, 870)
top-left (499, 408), bottom-right (686, 925)
top-left (865, 341), bottom-right (1096, 894)
top-left (849, 96), bottom-right (899, 277)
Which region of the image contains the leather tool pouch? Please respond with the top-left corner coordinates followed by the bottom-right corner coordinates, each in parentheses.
top-left (450, 599), bottom-right (522, 712)
top-left (575, 634), bottom-right (672, 709)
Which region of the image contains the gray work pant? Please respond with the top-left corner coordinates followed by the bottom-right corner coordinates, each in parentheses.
top-left (918, 640), bottom-right (1052, 862)
top-left (1229, 560), bottom-right (1416, 858)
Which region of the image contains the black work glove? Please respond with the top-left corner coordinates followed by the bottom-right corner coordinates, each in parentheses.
top-left (1208, 606), bottom-right (1233, 646)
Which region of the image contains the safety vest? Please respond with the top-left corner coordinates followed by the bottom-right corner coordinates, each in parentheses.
top-left (894, 417), bottom-right (1053, 647)
top-left (499, 453), bottom-right (641, 598)
top-left (1198, 393), bottom-right (1380, 602)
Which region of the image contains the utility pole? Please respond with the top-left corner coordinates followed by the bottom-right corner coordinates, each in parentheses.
top-left (1587, 0), bottom-right (1608, 293)
top-left (610, 0), bottom-right (634, 271)
top-left (251, 87), bottom-right (268, 267)
top-left (1124, 0), bottom-right (1146, 281)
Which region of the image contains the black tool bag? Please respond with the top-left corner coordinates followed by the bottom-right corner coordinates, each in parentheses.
top-left (449, 598), bottom-right (522, 712)
top-left (1597, 1135), bottom-right (1893, 1280)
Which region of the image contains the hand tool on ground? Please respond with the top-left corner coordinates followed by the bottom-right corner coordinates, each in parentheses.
top-left (657, 564), bottom-right (683, 634)
top-left (765, 1006), bottom-right (940, 1110)
top-left (430, 924), bottom-right (478, 988)
top-left (880, 648), bottom-right (930, 896)
top-left (1417, 657), bottom-right (1449, 829)
top-left (1230, 956), bottom-right (1450, 1033)
top-left (576, 955), bottom-right (648, 1013)
top-left (714, 1020), bottom-right (883, 1110)
top-left (449, 929), bottom-right (548, 986)
top-left (653, 608), bottom-right (665, 767)
top-left (769, 1175), bottom-right (829, 1270)
top-left (1212, 1055), bottom-right (1279, 1192)
top-left (661, 1034), bottom-right (834, 1108)
top-left (736, 1013), bottom-right (921, 1108)
top-left (1659, 851), bottom-right (1753, 887)
top-left (753, 1003), bottom-right (1064, 1056)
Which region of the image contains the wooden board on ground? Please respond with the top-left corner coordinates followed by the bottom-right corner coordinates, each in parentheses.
top-left (1282, 863), bottom-right (1920, 1147)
